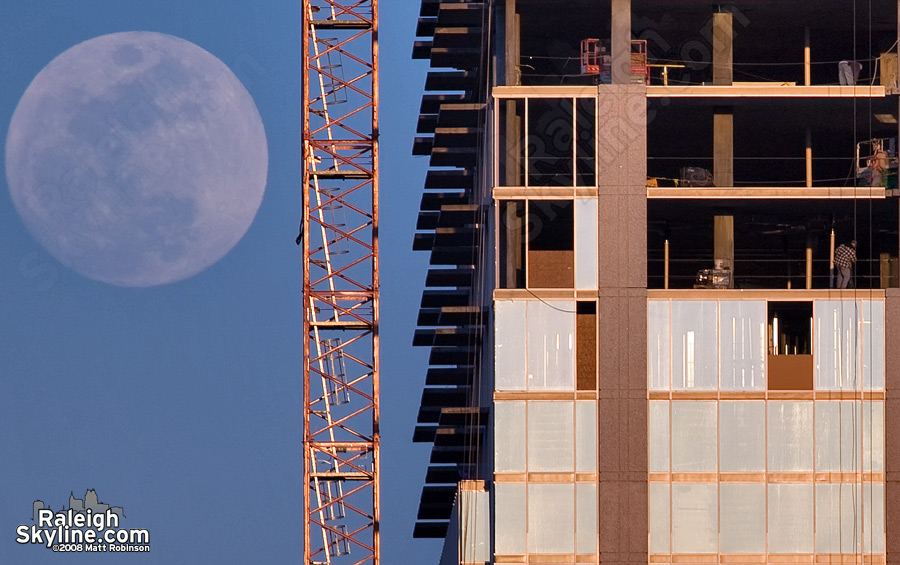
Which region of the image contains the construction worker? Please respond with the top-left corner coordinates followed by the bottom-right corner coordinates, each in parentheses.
top-left (834, 240), bottom-right (857, 289)
top-left (838, 60), bottom-right (863, 85)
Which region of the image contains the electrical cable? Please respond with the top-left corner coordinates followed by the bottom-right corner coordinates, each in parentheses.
top-left (459, 2), bottom-right (494, 559)
top-left (654, 156), bottom-right (860, 162)
top-left (521, 54), bottom-right (880, 66)
top-left (864, 0), bottom-right (875, 557)
top-left (524, 288), bottom-right (578, 313)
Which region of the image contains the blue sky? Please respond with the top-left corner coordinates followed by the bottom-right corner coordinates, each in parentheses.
top-left (0, 1), bottom-right (437, 563)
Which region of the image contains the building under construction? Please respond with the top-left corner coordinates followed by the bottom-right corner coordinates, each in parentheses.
top-left (409, 1), bottom-right (899, 563)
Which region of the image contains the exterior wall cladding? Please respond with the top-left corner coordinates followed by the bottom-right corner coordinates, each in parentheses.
top-left (411, 2), bottom-right (900, 565)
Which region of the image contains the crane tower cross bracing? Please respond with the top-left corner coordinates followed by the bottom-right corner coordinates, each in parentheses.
top-left (302, 1), bottom-right (379, 564)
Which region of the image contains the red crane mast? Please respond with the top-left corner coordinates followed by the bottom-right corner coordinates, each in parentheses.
top-left (302, 1), bottom-right (379, 564)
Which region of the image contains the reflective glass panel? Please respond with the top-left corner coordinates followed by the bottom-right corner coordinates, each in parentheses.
top-left (815, 301), bottom-right (859, 390)
top-left (649, 483), bottom-right (670, 554)
top-left (672, 483), bottom-right (717, 553)
top-left (861, 300), bottom-right (885, 390)
top-left (574, 199), bottom-right (598, 289)
top-left (672, 301), bottom-right (717, 390)
top-left (576, 483), bottom-right (597, 554)
top-left (495, 300), bottom-right (527, 390)
top-left (527, 401), bottom-right (574, 472)
top-left (863, 400), bottom-right (884, 472)
top-left (816, 483), bottom-right (862, 553)
top-left (768, 401), bottom-right (813, 471)
top-left (815, 401), bottom-right (857, 472)
top-left (720, 484), bottom-right (765, 553)
top-left (768, 484), bottom-right (814, 553)
top-left (459, 488), bottom-right (490, 562)
top-left (719, 301), bottom-right (766, 390)
top-left (719, 401), bottom-right (765, 472)
top-left (494, 401), bottom-right (526, 472)
top-left (649, 401), bottom-right (670, 472)
top-left (672, 401), bottom-right (716, 472)
top-left (863, 483), bottom-right (885, 553)
top-left (526, 301), bottom-right (575, 390)
top-left (648, 301), bottom-right (670, 390)
top-left (494, 483), bottom-right (526, 553)
top-left (575, 401), bottom-right (597, 473)
top-left (528, 483), bottom-right (575, 553)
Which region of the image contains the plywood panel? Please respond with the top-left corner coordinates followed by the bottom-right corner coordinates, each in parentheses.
top-left (576, 304), bottom-right (597, 391)
top-left (768, 355), bottom-right (814, 390)
top-left (528, 249), bottom-right (574, 288)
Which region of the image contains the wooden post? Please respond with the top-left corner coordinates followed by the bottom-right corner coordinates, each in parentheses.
top-left (806, 245), bottom-right (813, 289)
top-left (664, 239), bottom-right (670, 289)
top-left (804, 26), bottom-right (811, 86)
top-left (504, 202), bottom-right (522, 288)
top-left (714, 215), bottom-right (734, 272)
top-left (829, 228), bottom-right (836, 288)
top-left (713, 11), bottom-right (733, 85)
top-left (714, 110), bottom-right (734, 187)
top-left (805, 128), bottom-right (813, 188)
top-left (505, 100), bottom-right (521, 186)
top-left (504, 0), bottom-right (519, 85)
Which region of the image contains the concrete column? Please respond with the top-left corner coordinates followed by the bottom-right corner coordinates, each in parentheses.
top-left (504, 0), bottom-right (519, 85)
top-left (885, 11), bottom-right (900, 561)
top-left (886, 287), bottom-right (900, 565)
top-left (597, 85), bottom-right (647, 564)
top-left (611, 0), bottom-right (632, 84)
top-left (712, 11), bottom-right (733, 85)
top-left (713, 109), bottom-right (734, 187)
top-left (714, 215), bottom-right (734, 272)
top-left (888, 191), bottom-right (900, 565)
top-left (884, 186), bottom-right (900, 565)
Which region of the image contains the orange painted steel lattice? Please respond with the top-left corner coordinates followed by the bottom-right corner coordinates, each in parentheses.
top-left (302, 1), bottom-right (379, 564)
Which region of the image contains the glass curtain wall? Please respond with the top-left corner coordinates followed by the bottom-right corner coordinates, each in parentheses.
top-left (648, 299), bottom-right (885, 558)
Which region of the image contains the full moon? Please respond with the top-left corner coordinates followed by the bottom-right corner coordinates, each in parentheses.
top-left (5, 31), bottom-right (268, 286)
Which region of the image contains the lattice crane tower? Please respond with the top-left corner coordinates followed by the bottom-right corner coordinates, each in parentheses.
top-left (302, 1), bottom-right (379, 564)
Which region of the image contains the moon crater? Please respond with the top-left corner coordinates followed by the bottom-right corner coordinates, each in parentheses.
top-left (6, 31), bottom-right (268, 286)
